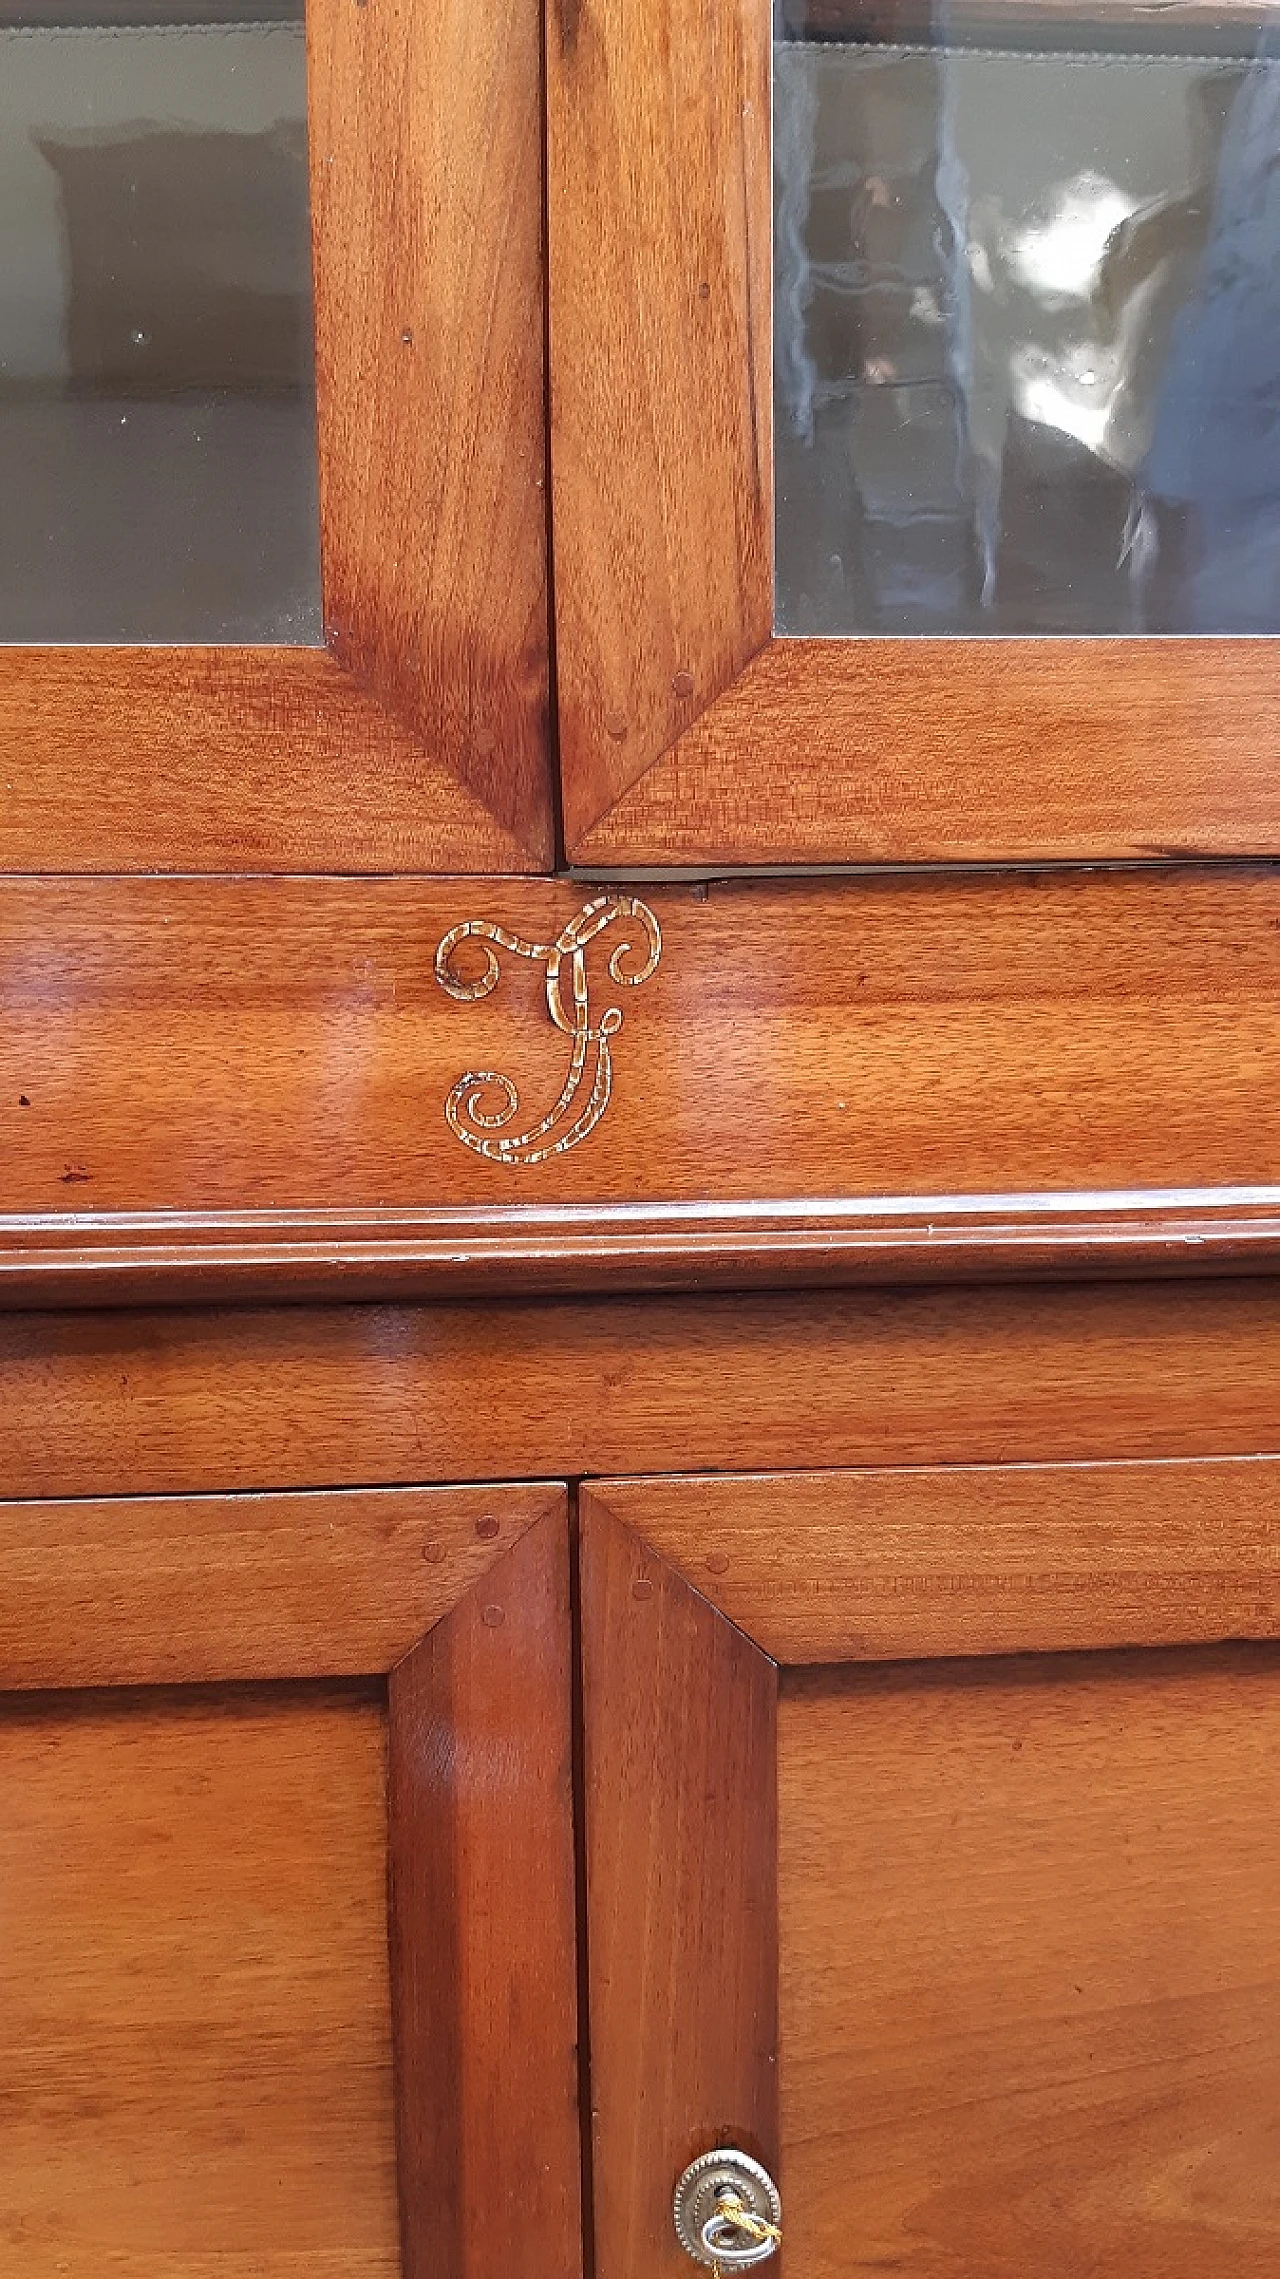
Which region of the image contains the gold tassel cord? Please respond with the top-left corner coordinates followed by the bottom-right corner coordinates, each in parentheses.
top-left (707, 2190), bottom-right (783, 2274)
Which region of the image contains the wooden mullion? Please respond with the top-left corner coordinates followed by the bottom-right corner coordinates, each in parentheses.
top-left (578, 1491), bottom-right (778, 2279)
top-left (388, 1505), bottom-right (582, 2279)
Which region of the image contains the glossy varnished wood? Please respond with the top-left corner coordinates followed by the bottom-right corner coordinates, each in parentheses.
top-left (8, 1276), bottom-right (1280, 1500)
top-left (0, 0), bottom-right (552, 872)
top-left (546, 0), bottom-right (771, 848)
top-left (780, 1648), bottom-right (1280, 2274)
top-left (0, 1484), bottom-right (561, 1688)
top-left (10, 1191), bottom-right (1280, 1306)
top-left (573, 640), bottom-right (1280, 866)
top-left (0, 1680), bottom-right (399, 2279)
top-left (0, 651), bottom-right (537, 875)
top-left (593, 1461), bottom-right (1280, 1662)
top-left (580, 1494), bottom-right (778, 2279)
top-left (390, 1509), bottom-right (581, 2279)
top-left (309, 0), bottom-right (551, 864)
top-left (4, 872), bottom-right (1280, 1297)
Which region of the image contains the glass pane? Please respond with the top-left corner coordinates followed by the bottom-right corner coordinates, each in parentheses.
top-left (774, 1), bottom-right (1280, 633)
top-left (0, 0), bottom-right (320, 642)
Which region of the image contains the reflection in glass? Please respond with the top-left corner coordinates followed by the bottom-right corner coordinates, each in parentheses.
top-left (774, 4), bottom-right (1280, 633)
top-left (0, 3), bottom-right (320, 642)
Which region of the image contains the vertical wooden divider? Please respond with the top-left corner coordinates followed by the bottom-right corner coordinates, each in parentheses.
top-left (579, 1491), bottom-right (779, 2279)
top-left (388, 1507), bottom-right (582, 2279)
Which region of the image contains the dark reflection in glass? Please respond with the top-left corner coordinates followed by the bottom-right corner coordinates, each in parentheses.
top-left (774, 3), bottom-right (1280, 633)
top-left (0, 1), bottom-right (320, 643)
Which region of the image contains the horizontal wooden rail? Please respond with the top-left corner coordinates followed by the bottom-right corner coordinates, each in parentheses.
top-left (4, 1189), bottom-right (1280, 1306)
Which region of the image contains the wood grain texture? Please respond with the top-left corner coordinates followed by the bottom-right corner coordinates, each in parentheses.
top-left (579, 1493), bottom-right (778, 2279)
top-left (390, 1509), bottom-right (581, 2279)
top-left (309, 0), bottom-right (552, 864)
top-left (0, 1681), bottom-right (399, 2279)
top-left (0, 1483), bottom-right (561, 1688)
top-left (5, 872), bottom-right (1280, 1262)
top-left (12, 1191), bottom-right (1280, 1307)
top-left (9, 1275), bottom-right (1280, 1500)
top-left (779, 1647), bottom-right (1280, 2276)
top-left (573, 639), bottom-right (1280, 865)
top-left (0, 648), bottom-right (538, 873)
top-left (595, 1461), bottom-right (1280, 1662)
top-left (546, 0), bottom-right (772, 845)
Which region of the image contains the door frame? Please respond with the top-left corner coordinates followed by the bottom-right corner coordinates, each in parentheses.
top-left (545, 0), bottom-right (1280, 867)
top-left (2, 0), bottom-right (553, 873)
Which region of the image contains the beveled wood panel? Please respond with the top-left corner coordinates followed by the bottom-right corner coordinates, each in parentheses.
top-left (593, 1461), bottom-right (1280, 1662)
top-left (309, 0), bottom-right (551, 866)
top-left (0, 1484), bottom-right (562, 1688)
top-left (574, 641), bottom-right (1280, 866)
top-left (546, 0), bottom-right (771, 850)
top-left (0, 1680), bottom-right (399, 2279)
top-left (391, 1510), bottom-right (581, 2279)
top-left (7, 1276), bottom-right (1280, 1500)
top-left (580, 1495), bottom-right (778, 2279)
top-left (0, 649), bottom-right (539, 875)
top-left (4, 872), bottom-right (1280, 1294)
top-left (780, 1648), bottom-right (1280, 2275)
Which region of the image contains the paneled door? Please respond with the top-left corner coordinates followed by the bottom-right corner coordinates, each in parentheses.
top-left (581, 1464), bottom-right (1280, 2275)
top-left (0, 1483), bottom-right (579, 2279)
top-left (547, 0), bottom-right (1280, 865)
top-left (0, 0), bottom-right (551, 871)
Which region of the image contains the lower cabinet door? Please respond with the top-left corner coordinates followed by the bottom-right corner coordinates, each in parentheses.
top-left (581, 1463), bottom-right (1280, 2279)
top-left (0, 1484), bottom-right (580, 2279)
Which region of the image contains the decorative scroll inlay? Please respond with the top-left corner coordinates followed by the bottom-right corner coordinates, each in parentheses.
top-left (434, 894), bottom-right (661, 1165)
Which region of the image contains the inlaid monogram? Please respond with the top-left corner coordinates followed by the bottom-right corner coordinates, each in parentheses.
top-left (434, 893), bottom-right (661, 1165)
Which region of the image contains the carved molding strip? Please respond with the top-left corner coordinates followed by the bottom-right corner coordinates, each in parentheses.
top-left (434, 893), bottom-right (661, 1165)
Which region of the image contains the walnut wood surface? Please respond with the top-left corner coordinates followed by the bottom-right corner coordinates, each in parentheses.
top-left (11, 1191), bottom-right (1280, 1307)
top-left (594, 1461), bottom-right (1280, 1663)
top-left (0, 0), bottom-right (552, 873)
top-left (390, 1510), bottom-right (581, 2279)
top-left (580, 1494), bottom-right (778, 2279)
top-left (309, 0), bottom-right (551, 865)
top-left (0, 649), bottom-right (540, 873)
top-left (574, 640), bottom-right (1280, 865)
top-left (0, 1484), bottom-right (561, 1688)
top-left (780, 1647), bottom-right (1280, 2274)
top-left (546, 0), bottom-right (772, 846)
top-left (0, 1681), bottom-right (399, 2279)
top-left (8, 1276), bottom-right (1280, 1500)
top-left (4, 873), bottom-right (1280, 1297)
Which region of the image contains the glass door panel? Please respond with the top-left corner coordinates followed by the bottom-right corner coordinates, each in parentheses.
top-left (775, 0), bottom-right (1280, 634)
top-left (0, 0), bottom-right (320, 641)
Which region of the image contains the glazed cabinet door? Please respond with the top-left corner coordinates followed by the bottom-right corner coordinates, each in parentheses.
top-left (547, 0), bottom-right (1280, 865)
top-left (0, 0), bottom-right (551, 871)
top-left (581, 1465), bottom-right (1280, 2276)
top-left (0, 1484), bottom-right (579, 2279)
